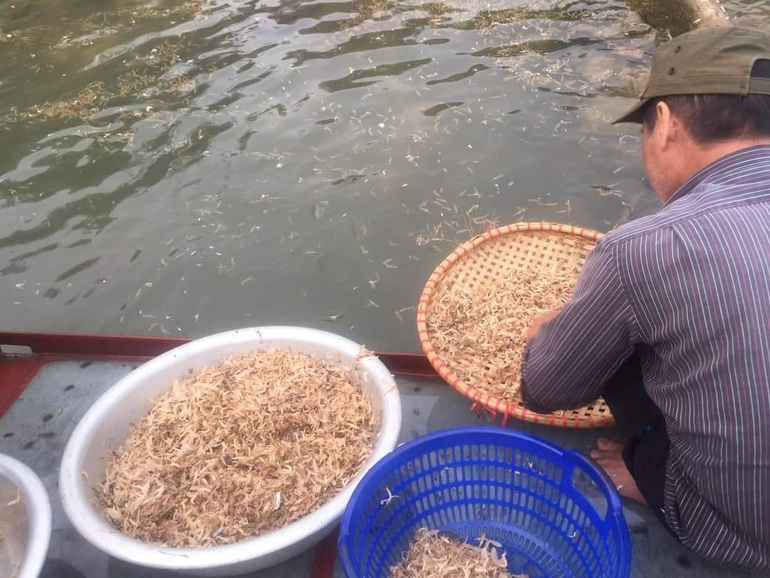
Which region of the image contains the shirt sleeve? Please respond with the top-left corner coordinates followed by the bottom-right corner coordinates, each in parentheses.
top-left (520, 237), bottom-right (638, 412)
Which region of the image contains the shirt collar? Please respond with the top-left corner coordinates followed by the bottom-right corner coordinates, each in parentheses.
top-left (664, 145), bottom-right (770, 206)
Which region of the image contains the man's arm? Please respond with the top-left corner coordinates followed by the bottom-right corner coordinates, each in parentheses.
top-left (520, 238), bottom-right (638, 411)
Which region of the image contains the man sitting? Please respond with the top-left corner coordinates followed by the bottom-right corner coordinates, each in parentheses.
top-left (521, 26), bottom-right (770, 572)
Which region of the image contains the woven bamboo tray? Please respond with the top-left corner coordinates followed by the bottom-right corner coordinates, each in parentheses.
top-left (416, 222), bottom-right (614, 428)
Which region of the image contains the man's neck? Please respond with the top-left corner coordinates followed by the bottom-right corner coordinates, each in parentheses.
top-left (689, 139), bottom-right (770, 177)
top-left (664, 139), bottom-right (770, 202)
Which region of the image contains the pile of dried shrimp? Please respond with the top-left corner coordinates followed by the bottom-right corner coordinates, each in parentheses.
top-left (98, 348), bottom-right (374, 547)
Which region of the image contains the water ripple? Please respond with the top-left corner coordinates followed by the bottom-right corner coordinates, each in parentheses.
top-left (0, 0), bottom-right (766, 346)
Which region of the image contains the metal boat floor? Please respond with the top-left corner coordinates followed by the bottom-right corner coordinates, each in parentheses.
top-left (0, 357), bottom-right (759, 578)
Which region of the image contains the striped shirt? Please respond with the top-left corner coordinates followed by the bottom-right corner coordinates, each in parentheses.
top-left (521, 146), bottom-right (770, 571)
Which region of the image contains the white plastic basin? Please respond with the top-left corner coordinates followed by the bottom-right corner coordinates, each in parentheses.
top-left (59, 326), bottom-right (402, 576)
top-left (0, 454), bottom-right (51, 578)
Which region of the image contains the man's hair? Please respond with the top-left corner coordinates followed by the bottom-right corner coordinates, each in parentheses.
top-left (641, 60), bottom-right (770, 143)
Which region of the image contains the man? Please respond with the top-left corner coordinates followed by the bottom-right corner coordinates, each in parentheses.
top-left (520, 26), bottom-right (770, 572)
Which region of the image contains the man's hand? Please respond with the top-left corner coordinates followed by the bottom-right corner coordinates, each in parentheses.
top-left (525, 308), bottom-right (561, 343)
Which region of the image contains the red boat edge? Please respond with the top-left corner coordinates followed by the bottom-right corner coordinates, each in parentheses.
top-left (0, 330), bottom-right (440, 419)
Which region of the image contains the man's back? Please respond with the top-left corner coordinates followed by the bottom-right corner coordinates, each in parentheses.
top-left (607, 145), bottom-right (770, 569)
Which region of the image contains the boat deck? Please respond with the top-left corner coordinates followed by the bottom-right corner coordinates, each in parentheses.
top-left (0, 335), bottom-right (760, 578)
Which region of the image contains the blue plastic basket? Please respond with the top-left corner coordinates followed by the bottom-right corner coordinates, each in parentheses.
top-left (338, 427), bottom-right (631, 578)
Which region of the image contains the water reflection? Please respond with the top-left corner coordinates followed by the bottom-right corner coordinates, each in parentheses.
top-left (0, 0), bottom-right (767, 349)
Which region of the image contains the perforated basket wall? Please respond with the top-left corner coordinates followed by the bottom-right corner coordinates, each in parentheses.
top-left (338, 427), bottom-right (631, 578)
top-left (417, 222), bottom-right (614, 428)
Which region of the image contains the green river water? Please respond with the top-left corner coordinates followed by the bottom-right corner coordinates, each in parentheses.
top-left (0, 0), bottom-right (767, 350)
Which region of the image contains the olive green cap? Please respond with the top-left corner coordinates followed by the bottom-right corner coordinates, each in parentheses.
top-left (613, 26), bottom-right (770, 124)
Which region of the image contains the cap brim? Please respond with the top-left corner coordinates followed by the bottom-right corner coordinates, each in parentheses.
top-left (611, 98), bottom-right (650, 125)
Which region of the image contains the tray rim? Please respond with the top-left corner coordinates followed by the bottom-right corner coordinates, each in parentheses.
top-left (416, 221), bottom-right (614, 429)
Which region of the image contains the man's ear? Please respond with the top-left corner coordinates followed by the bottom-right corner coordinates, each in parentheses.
top-left (653, 101), bottom-right (681, 151)
top-left (655, 101), bottom-right (686, 151)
